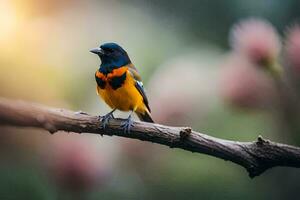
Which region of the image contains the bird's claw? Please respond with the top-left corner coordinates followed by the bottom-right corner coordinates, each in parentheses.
top-left (99, 112), bottom-right (115, 129)
top-left (120, 117), bottom-right (134, 134)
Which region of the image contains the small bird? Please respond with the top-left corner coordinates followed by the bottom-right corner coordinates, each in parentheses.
top-left (90, 42), bottom-right (154, 133)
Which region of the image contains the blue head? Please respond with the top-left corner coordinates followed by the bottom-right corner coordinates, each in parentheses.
top-left (90, 43), bottom-right (131, 73)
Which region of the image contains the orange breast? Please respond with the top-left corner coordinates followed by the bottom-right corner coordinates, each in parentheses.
top-left (96, 69), bottom-right (145, 112)
top-left (95, 67), bottom-right (128, 81)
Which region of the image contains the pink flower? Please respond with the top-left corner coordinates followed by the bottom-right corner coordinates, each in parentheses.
top-left (147, 57), bottom-right (218, 126)
top-left (230, 18), bottom-right (281, 66)
top-left (285, 25), bottom-right (300, 75)
top-left (43, 137), bottom-right (111, 192)
top-left (220, 55), bottom-right (277, 109)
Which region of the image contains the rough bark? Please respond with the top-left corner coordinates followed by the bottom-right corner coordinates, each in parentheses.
top-left (0, 97), bottom-right (299, 178)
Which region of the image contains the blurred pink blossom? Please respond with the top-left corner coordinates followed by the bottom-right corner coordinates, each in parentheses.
top-left (230, 18), bottom-right (281, 65)
top-left (43, 137), bottom-right (111, 192)
top-left (285, 25), bottom-right (300, 75)
top-left (147, 56), bottom-right (219, 126)
top-left (220, 55), bottom-right (277, 109)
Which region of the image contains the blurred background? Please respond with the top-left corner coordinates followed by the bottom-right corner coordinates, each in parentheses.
top-left (1, 0), bottom-right (300, 199)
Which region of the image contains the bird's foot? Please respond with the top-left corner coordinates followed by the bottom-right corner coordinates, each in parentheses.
top-left (120, 115), bottom-right (134, 134)
top-left (99, 111), bottom-right (115, 129)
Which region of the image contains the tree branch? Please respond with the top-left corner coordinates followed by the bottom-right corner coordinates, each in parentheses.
top-left (0, 97), bottom-right (299, 178)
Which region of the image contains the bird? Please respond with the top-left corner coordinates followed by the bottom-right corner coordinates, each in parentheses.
top-left (90, 42), bottom-right (154, 133)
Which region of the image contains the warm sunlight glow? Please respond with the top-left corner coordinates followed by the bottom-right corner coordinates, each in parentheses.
top-left (0, 1), bottom-right (18, 41)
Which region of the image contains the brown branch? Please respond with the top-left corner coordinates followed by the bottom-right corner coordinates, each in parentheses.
top-left (0, 97), bottom-right (300, 178)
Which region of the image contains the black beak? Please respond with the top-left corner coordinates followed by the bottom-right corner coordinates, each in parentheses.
top-left (90, 47), bottom-right (104, 55)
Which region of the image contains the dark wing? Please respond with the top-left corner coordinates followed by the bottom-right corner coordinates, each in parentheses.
top-left (135, 80), bottom-right (151, 112)
top-left (128, 64), bottom-right (151, 112)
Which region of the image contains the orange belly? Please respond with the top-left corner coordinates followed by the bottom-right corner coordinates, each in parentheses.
top-left (97, 71), bottom-right (145, 112)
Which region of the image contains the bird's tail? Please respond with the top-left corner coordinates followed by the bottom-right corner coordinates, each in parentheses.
top-left (136, 110), bottom-right (154, 123)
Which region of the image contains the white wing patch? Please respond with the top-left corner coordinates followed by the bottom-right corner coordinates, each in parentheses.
top-left (136, 80), bottom-right (143, 87)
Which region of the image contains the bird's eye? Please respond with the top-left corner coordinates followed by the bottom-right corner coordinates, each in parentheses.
top-left (106, 48), bottom-right (113, 53)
